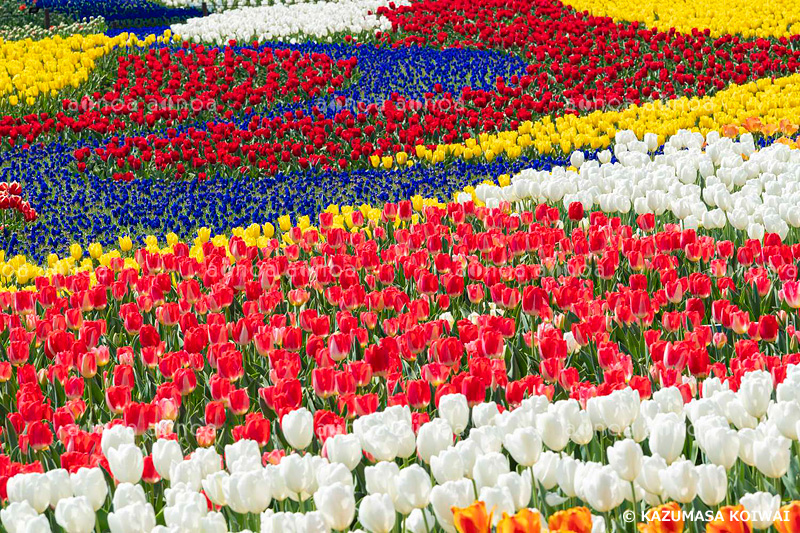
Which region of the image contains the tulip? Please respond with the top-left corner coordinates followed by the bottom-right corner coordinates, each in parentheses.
top-left (701, 426), bottom-right (740, 470)
top-left (417, 419), bottom-right (453, 463)
top-left (648, 412), bottom-right (686, 464)
top-left (453, 501), bottom-right (492, 533)
top-left (753, 436), bottom-right (792, 478)
top-left (7, 473), bottom-right (51, 514)
top-left (315, 462), bottom-right (352, 489)
top-left (473, 452), bottom-right (511, 491)
top-left (45, 469), bottom-right (73, 509)
top-left (660, 459), bottom-right (698, 503)
top-left (170, 459), bottom-right (203, 492)
top-left (392, 464), bottom-right (432, 515)
top-left (532, 451), bottom-right (560, 490)
top-left (101, 424), bottom-right (135, 457)
top-left (55, 496), bottom-right (95, 533)
top-left (768, 401), bottom-right (800, 440)
top-left (314, 482), bottom-right (356, 530)
top-left (279, 453), bottom-right (314, 498)
top-left (281, 407), bottom-right (314, 449)
top-left (537, 412), bottom-right (569, 451)
top-left (228, 470), bottom-right (272, 514)
top-left (496, 471), bottom-right (532, 511)
top-left (108, 502), bottom-right (157, 533)
top-left (695, 464), bottom-right (727, 506)
top-left (547, 507), bottom-right (592, 533)
top-left (365, 461), bottom-right (401, 495)
top-left (738, 370), bottom-right (773, 419)
top-left (431, 448), bottom-right (465, 485)
top-left (225, 439), bottom-right (262, 474)
top-left (478, 486), bottom-right (515, 527)
top-left (430, 479), bottom-right (474, 533)
top-left (112, 483), bottom-right (146, 511)
top-left (359, 494), bottom-right (396, 533)
top-left (774, 501), bottom-right (800, 533)
top-left (636, 454), bottom-right (667, 496)
top-left (70, 468), bottom-right (108, 511)
top-left (1, 501), bottom-right (52, 533)
top-left (324, 433), bottom-right (362, 471)
top-left (439, 394), bottom-right (469, 434)
top-left (362, 424), bottom-right (400, 462)
top-left (153, 439), bottom-right (183, 481)
top-left (108, 443), bottom-right (144, 484)
top-left (472, 402), bottom-right (500, 428)
top-left (406, 508), bottom-right (436, 533)
top-left (580, 466), bottom-right (625, 512)
top-left (607, 438), bottom-right (643, 482)
top-left (502, 427), bottom-right (542, 468)
top-left (202, 471), bottom-right (230, 508)
top-left (706, 505), bottom-right (753, 533)
top-left (740, 492), bottom-right (781, 530)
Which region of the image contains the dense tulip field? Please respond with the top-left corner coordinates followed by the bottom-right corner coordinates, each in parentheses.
top-left (2, 0), bottom-right (800, 531)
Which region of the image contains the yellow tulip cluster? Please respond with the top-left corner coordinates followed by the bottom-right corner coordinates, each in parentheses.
top-left (562, 0), bottom-right (800, 38)
top-left (407, 73), bottom-right (800, 165)
top-left (0, 31), bottom-right (177, 106)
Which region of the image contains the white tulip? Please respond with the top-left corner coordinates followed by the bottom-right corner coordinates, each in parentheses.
top-left (359, 494), bottom-right (396, 533)
top-left (281, 408), bottom-right (314, 450)
top-left (438, 394), bottom-right (469, 434)
top-left (740, 492), bottom-right (781, 530)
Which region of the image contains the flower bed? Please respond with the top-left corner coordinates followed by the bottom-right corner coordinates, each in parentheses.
top-left (2, 149), bottom-right (800, 528)
top-left (2, 0), bottom-right (800, 531)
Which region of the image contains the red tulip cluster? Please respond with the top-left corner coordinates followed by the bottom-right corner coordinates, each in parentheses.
top-left (0, 181), bottom-right (37, 225)
top-left (1, 197), bottom-right (800, 492)
top-left (378, 0), bottom-right (800, 108)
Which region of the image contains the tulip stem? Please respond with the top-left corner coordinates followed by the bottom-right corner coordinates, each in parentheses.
top-left (529, 466), bottom-right (539, 511)
top-left (422, 507), bottom-right (431, 532)
top-left (630, 480), bottom-right (638, 528)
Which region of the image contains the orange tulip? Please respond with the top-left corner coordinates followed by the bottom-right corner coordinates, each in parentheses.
top-left (548, 506), bottom-right (593, 533)
top-left (706, 506), bottom-right (753, 533)
top-left (761, 123), bottom-right (779, 137)
top-left (641, 502), bottom-right (684, 533)
top-left (742, 117), bottom-right (763, 132)
top-left (497, 508), bottom-right (542, 533)
top-left (453, 501), bottom-right (492, 533)
top-left (721, 124), bottom-right (740, 138)
top-left (779, 119), bottom-right (799, 135)
top-left (775, 501), bottom-right (800, 533)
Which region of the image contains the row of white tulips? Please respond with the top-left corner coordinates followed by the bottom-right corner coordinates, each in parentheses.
top-left (469, 130), bottom-right (800, 240)
top-left (170, 0), bottom-right (402, 44)
top-left (158, 0), bottom-right (316, 13)
top-left (3, 365), bottom-right (799, 532)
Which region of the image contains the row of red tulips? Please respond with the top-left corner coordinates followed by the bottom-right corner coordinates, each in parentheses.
top-left (1, 198), bottom-right (799, 497)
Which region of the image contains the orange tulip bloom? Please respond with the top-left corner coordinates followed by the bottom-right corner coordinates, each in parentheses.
top-left (641, 502), bottom-right (684, 533)
top-left (548, 507), bottom-right (593, 533)
top-left (453, 501), bottom-right (492, 533)
top-left (742, 116), bottom-right (763, 132)
top-left (779, 119), bottom-right (799, 135)
top-left (775, 501), bottom-right (800, 533)
top-left (706, 506), bottom-right (753, 533)
top-left (761, 123), bottom-right (779, 137)
top-left (721, 124), bottom-right (740, 138)
top-left (497, 508), bottom-right (542, 533)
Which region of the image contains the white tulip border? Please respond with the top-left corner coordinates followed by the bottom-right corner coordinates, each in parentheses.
top-left (3, 366), bottom-right (799, 532)
top-left (170, 0), bottom-right (404, 44)
top-left (468, 130), bottom-right (800, 242)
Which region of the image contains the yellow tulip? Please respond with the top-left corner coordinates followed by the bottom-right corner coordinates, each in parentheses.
top-left (88, 242), bottom-right (103, 259)
top-left (69, 243), bottom-right (83, 260)
top-left (118, 235), bottom-right (133, 252)
top-left (278, 215), bottom-right (292, 232)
